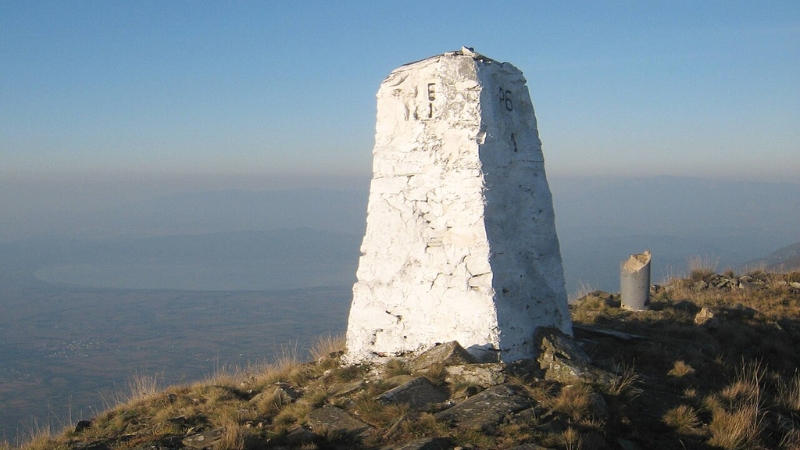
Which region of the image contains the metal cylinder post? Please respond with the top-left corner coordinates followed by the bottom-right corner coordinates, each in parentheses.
top-left (621, 250), bottom-right (651, 311)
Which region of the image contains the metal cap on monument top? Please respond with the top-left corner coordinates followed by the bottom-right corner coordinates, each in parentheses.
top-left (345, 48), bottom-right (572, 364)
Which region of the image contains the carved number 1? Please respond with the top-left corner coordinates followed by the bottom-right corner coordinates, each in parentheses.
top-left (499, 87), bottom-right (513, 111)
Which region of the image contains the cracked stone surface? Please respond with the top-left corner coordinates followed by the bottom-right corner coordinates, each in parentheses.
top-left (434, 383), bottom-right (533, 430)
top-left (345, 48), bottom-right (571, 364)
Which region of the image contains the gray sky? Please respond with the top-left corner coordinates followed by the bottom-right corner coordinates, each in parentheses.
top-left (2, 1), bottom-right (798, 187)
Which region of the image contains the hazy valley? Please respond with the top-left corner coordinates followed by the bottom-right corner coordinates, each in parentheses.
top-left (1, 175), bottom-right (799, 442)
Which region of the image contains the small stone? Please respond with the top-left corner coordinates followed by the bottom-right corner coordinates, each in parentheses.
top-left (272, 382), bottom-right (299, 401)
top-left (183, 427), bottom-right (225, 449)
top-left (694, 307), bottom-right (718, 326)
top-left (74, 420), bottom-right (92, 433)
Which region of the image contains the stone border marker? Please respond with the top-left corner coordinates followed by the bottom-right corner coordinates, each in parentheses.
top-left (345, 48), bottom-right (572, 364)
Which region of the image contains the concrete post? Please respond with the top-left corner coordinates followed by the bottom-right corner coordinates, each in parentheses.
top-left (621, 250), bottom-right (651, 311)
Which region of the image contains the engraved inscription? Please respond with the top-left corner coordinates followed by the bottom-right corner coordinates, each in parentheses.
top-left (499, 87), bottom-right (513, 111)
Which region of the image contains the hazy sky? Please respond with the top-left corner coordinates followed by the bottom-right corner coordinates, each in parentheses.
top-left (2, 1), bottom-right (798, 187)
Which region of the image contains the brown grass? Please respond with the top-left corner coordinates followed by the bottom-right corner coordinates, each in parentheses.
top-left (662, 404), bottom-right (701, 434)
top-left (10, 268), bottom-right (800, 450)
top-left (604, 363), bottom-right (642, 399)
top-left (668, 360), bottom-right (696, 377)
top-left (563, 426), bottom-right (583, 450)
top-left (688, 255), bottom-right (719, 280)
top-left (416, 362), bottom-right (447, 386)
top-left (776, 372), bottom-right (800, 412)
top-left (705, 361), bottom-right (765, 449)
top-left (554, 384), bottom-right (594, 420)
top-left (310, 333), bottom-right (345, 361)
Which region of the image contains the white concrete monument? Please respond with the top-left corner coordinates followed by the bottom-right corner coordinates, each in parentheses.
top-left (345, 48), bottom-right (571, 363)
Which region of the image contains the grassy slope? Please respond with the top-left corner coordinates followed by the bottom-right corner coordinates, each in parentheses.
top-left (4, 270), bottom-right (800, 450)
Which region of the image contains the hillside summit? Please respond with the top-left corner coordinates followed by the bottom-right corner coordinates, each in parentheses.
top-left (6, 270), bottom-right (800, 450)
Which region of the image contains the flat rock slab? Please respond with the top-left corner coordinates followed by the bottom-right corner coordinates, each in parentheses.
top-left (537, 327), bottom-right (617, 385)
top-left (506, 445), bottom-right (555, 450)
top-left (381, 437), bottom-right (453, 450)
top-left (307, 405), bottom-right (372, 435)
top-left (434, 384), bottom-right (532, 430)
top-left (327, 379), bottom-right (364, 397)
top-left (377, 376), bottom-right (449, 410)
top-left (182, 427), bottom-right (225, 449)
top-left (408, 341), bottom-right (477, 371)
top-left (285, 427), bottom-right (321, 446)
top-left (445, 363), bottom-right (505, 387)
top-left (572, 324), bottom-right (647, 340)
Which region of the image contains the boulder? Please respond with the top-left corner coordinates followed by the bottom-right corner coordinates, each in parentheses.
top-left (408, 341), bottom-right (478, 372)
top-left (444, 363), bottom-right (505, 387)
top-left (307, 405), bottom-right (372, 435)
top-left (537, 327), bottom-right (617, 384)
top-left (376, 376), bottom-right (450, 411)
top-left (434, 384), bottom-right (532, 431)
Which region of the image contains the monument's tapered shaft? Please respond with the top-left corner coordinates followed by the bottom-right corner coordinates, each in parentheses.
top-left (345, 48), bottom-right (571, 363)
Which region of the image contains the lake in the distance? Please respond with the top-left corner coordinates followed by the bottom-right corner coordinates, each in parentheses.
top-left (35, 261), bottom-right (357, 291)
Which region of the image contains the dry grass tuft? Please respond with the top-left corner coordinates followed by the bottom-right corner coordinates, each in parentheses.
top-left (328, 363), bottom-right (367, 383)
top-left (705, 360), bottom-right (765, 449)
top-left (554, 384), bottom-right (594, 420)
top-left (310, 333), bottom-right (345, 361)
top-left (563, 426), bottom-right (583, 450)
top-left (776, 371), bottom-right (800, 412)
top-left (688, 255), bottom-right (719, 281)
top-left (399, 413), bottom-right (447, 439)
top-left (351, 391), bottom-right (408, 428)
top-left (662, 404), bottom-right (701, 434)
top-left (668, 360), bottom-right (696, 378)
top-left (217, 425), bottom-right (246, 450)
top-left (707, 402), bottom-right (763, 449)
top-left (384, 358), bottom-right (410, 378)
top-left (605, 363), bottom-right (642, 399)
top-left (272, 401), bottom-right (311, 428)
top-left (417, 362), bottom-right (447, 386)
top-left (119, 370), bottom-right (163, 404)
top-left (454, 428), bottom-right (496, 448)
top-left (780, 429), bottom-right (800, 450)
top-left (568, 281), bottom-right (596, 304)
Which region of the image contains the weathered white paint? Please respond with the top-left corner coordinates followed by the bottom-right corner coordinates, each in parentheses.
top-left (345, 48), bottom-right (571, 364)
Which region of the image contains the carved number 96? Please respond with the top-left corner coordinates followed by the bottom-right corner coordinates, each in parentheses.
top-left (499, 87), bottom-right (513, 111)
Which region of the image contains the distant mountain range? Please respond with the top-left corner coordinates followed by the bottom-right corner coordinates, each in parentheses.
top-left (746, 241), bottom-right (800, 272)
top-left (2, 176), bottom-right (798, 293)
top-left (549, 176), bottom-right (800, 291)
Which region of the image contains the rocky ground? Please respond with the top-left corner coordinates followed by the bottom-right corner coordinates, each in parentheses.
top-left (5, 270), bottom-right (800, 450)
